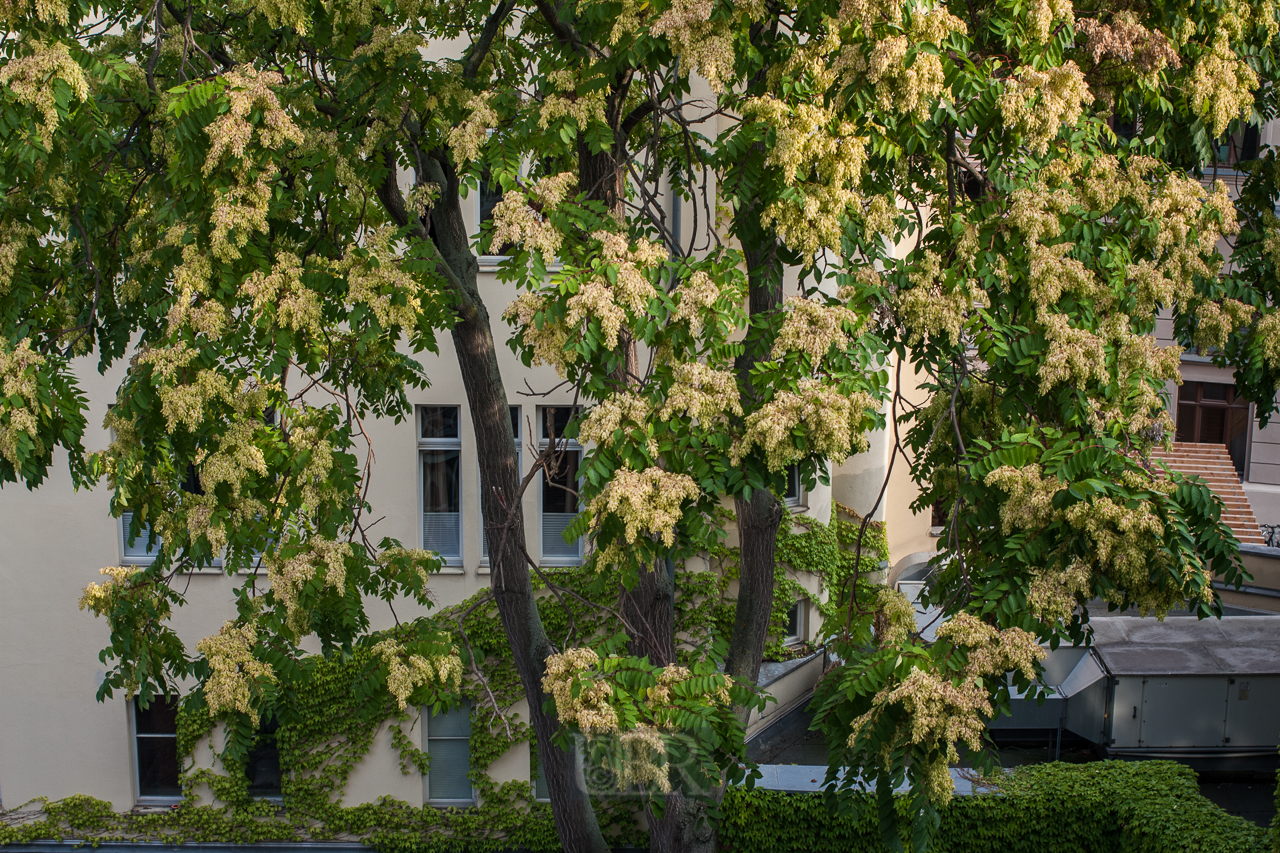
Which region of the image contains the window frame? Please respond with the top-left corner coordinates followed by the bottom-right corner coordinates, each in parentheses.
top-left (783, 599), bottom-right (807, 645)
top-left (130, 696), bottom-right (183, 806)
top-left (480, 406), bottom-right (522, 564)
top-left (537, 406), bottom-right (584, 567)
top-left (423, 702), bottom-right (475, 807)
top-left (418, 405), bottom-right (464, 568)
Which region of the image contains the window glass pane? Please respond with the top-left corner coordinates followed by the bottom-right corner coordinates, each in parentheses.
top-left (427, 703), bottom-right (472, 802)
top-left (1201, 382), bottom-right (1232, 402)
top-left (122, 511), bottom-right (160, 560)
top-left (540, 407), bottom-right (576, 441)
top-left (245, 717), bottom-right (282, 797)
top-left (1200, 408), bottom-right (1227, 444)
top-left (423, 450), bottom-right (461, 513)
top-left (785, 602), bottom-right (801, 639)
top-left (428, 739), bottom-right (472, 800)
top-left (1176, 405), bottom-right (1196, 442)
top-left (430, 704), bottom-right (471, 738)
top-left (135, 696), bottom-right (178, 735)
top-left (533, 753), bottom-right (550, 801)
top-left (421, 406), bottom-right (460, 439)
top-left (542, 453), bottom-right (580, 514)
top-left (136, 737), bottom-right (181, 798)
top-left (510, 406), bottom-right (521, 440)
top-left (783, 466), bottom-right (800, 502)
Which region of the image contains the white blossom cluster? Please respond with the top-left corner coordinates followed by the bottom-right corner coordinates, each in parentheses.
top-left (0, 337), bottom-right (45, 468)
top-left (373, 638), bottom-right (463, 711)
top-left (771, 296), bottom-right (859, 364)
top-left (658, 362), bottom-right (742, 424)
top-left (197, 621), bottom-right (276, 725)
top-left (0, 40), bottom-right (88, 149)
top-left (735, 379), bottom-right (876, 471)
top-left (542, 647), bottom-right (620, 734)
top-left (267, 539), bottom-right (350, 635)
top-left (588, 466), bottom-right (700, 547)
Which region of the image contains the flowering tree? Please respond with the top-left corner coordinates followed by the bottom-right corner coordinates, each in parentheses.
top-left (5, 0), bottom-right (1280, 851)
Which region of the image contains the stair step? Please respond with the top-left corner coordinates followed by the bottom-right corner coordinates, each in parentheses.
top-left (1148, 443), bottom-right (1262, 544)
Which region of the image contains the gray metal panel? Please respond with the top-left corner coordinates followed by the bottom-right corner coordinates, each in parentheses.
top-left (1041, 647), bottom-right (1088, 687)
top-left (1096, 643), bottom-right (1227, 676)
top-left (1111, 677), bottom-right (1144, 748)
top-left (1224, 676), bottom-right (1280, 747)
top-left (1064, 678), bottom-right (1108, 743)
top-left (1058, 652), bottom-right (1105, 698)
top-left (1139, 677), bottom-right (1228, 748)
top-left (989, 689), bottom-right (1064, 729)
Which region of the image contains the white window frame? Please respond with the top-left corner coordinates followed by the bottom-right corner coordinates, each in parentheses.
top-left (422, 702), bottom-right (475, 806)
top-left (130, 696), bottom-right (183, 806)
top-left (538, 407), bottom-right (584, 567)
top-left (418, 406), bottom-right (464, 567)
top-left (480, 406), bottom-right (523, 564)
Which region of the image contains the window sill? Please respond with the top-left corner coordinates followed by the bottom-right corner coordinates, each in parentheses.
top-left (436, 564), bottom-right (465, 575)
top-left (929, 526), bottom-right (945, 538)
top-left (133, 799), bottom-right (182, 811)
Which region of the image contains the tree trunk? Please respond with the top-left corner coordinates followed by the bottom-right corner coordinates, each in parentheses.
top-left (621, 562), bottom-right (715, 853)
top-left (382, 150), bottom-right (610, 853)
top-left (726, 246), bottom-right (785, 689)
top-left (726, 487), bottom-right (783, 687)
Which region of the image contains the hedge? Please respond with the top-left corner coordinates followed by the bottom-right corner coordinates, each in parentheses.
top-left (719, 761), bottom-right (1272, 853)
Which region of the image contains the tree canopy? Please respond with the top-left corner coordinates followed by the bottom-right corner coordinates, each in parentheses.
top-left (3, 0), bottom-right (1280, 849)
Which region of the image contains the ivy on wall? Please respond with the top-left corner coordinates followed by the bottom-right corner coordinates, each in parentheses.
top-left (0, 507), bottom-right (891, 851)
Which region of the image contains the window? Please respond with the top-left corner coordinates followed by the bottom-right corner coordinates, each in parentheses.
top-left (540, 407), bottom-right (583, 565)
top-left (478, 168), bottom-right (515, 257)
top-left (532, 750), bottom-right (550, 802)
top-left (784, 600), bottom-right (806, 645)
top-left (132, 696), bottom-right (181, 801)
top-left (1176, 382), bottom-right (1250, 475)
top-left (245, 716), bottom-right (282, 798)
top-left (783, 464), bottom-right (803, 507)
top-left (424, 702), bottom-right (473, 805)
top-left (121, 511), bottom-right (161, 564)
top-left (1214, 123), bottom-right (1261, 166)
top-left (420, 406), bottom-right (462, 563)
top-left (119, 465), bottom-right (219, 567)
top-left (481, 406), bottom-right (522, 561)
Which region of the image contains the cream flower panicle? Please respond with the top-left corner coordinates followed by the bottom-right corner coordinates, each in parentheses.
top-left (588, 466), bottom-right (700, 547)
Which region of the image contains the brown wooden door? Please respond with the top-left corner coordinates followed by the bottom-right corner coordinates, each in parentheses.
top-left (1175, 381), bottom-right (1250, 475)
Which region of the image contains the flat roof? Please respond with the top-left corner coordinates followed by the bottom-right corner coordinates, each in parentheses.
top-left (1088, 616), bottom-right (1280, 676)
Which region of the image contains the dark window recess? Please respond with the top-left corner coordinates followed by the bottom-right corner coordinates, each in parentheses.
top-left (783, 465), bottom-right (801, 503)
top-left (510, 405), bottom-right (521, 439)
top-left (1176, 381), bottom-right (1250, 475)
top-left (421, 406), bottom-right (460, 440)
top-left (479, 169), bottom-right (516, 256)
top-left (1215, 124), bottom-right (1261, 166)
top-left (931, 502), bottom-right (949, 528)
top-left (134, 697), bottom-right (181, 798)
top-left (181, 463), bottom-right (203, 495)
top-left (245, 716), bottom-right (282, 797)
top-left (543, 451), bottom-right (580, 515)
top-left (422, 450), bottom-right (461, 513)
top-left (540, 406), bottom-right (578, 441)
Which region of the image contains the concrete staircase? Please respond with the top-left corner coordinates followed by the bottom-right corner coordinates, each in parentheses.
top-left (1149, 443), bottom-right (1266, 545)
